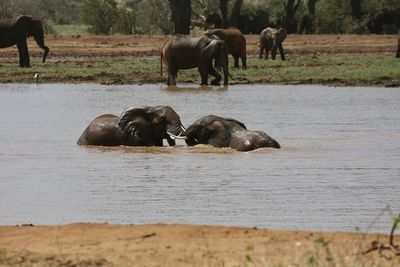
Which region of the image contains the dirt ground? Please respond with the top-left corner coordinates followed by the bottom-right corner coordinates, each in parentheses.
top-left (0, 223), bottom-right (399, 266)
top-left (0, 33), bottom-right (397, 59)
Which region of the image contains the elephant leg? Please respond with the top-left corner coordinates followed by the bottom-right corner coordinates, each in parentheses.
top-left (265, 48), bottom-right (269, 60)
top-left (241, 55), bottom-right (247, 69)
top-left (278, 44), bottom-right (286, 60)
top-left (271, 46), bottom-right (278, 60)
top-left (167, 66), bottom-right (177, 86)
top-left (198, 66), bottom-right (208, 85)
top-left (208, 63), bottom-right (221, 85)
top-left (259, 46), bottom-right (264, 59)
top-left (16, 39), bottom-right (31, 68)
top-left (233, 55), bottom-right (239, 68)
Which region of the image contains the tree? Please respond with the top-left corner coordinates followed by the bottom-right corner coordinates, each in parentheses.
top-left (219, 0), bottom-right (229, 28)
top-left (169, 0), bottom-right (191, 34)
top-left (350, 0), bottom-right (362, 21)
top-left (283, 0), bottom-right (301, 33)
top-left (229, 0), bottom-right (243, 28)
top-left (82, 0), bottom-right (118, 34)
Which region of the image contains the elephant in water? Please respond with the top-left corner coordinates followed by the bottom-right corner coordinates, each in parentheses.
top-left (205, 27), bottom-right (247, 69)
top-left (161, 35), bottom-right (229, 86)
top-left (183, 115), bottom-right (280, 151)
top-left (0, 15), bottom-right (49, 67)
top-left (259, 27), bottom-right (287, 60)
top-left (77, 106), bottom-right (186, 146)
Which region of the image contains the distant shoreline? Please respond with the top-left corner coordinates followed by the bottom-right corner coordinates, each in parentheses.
top-left (0, 34), bottom-right (398, 87)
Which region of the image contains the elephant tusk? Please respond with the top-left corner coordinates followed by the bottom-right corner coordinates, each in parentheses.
top-left (181, 125), bottom-right (186, 132)
top-left (167, 131), bottom-right (187, 140)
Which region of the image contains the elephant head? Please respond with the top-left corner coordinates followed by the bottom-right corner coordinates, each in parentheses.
top-left (271, 27), bottom-right (287, 60)
top-left (118, 106), bottom-right (186, 146)
top-left (202, 38), bottom-right (229, 85)
top-left (15, 15), bottom-right (49, 63)
top-left (184, 115), bottom-right (280, 151)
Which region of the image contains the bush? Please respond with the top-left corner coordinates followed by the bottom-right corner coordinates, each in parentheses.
top-left (135, 0), bottom-right (172, 34)
top-left (81, 0), bottom-right (135, 34)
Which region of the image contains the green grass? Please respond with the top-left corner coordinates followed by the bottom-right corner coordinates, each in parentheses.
top-left (0, 53), bottom-right (399, 86)
top-left (52, 24), bottom-right (90, 36)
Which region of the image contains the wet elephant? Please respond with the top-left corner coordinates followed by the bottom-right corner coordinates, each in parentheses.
top-left (161, 35), bottom-right (229, 86)
top-left (259, 27), bottom-right (287, 60)
top-left (77, 106), bottom-right (186, 146)
top-left (0, 15), bottom-right (49, 67)
top-left (205, 27), bottom-right (247, 69)
top-left (183, 115), bottom-right (280, 151)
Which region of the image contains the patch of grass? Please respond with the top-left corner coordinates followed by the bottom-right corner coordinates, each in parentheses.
top-left (53, 24), bottom-right (90, 36)
top-left (0, 53), bottom-right (399, 86)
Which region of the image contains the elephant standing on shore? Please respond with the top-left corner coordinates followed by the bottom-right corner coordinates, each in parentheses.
top-left (183, 115), bottom-right (280, 151)
top-left (161, 35), bottom-right (229, 86)
top-left (0, 15), bottom-right (49, 67)
top-left (259, 27), bottom-right (287, 60)
top-left (77, 106), bottom-right (186, 146)
top-left (205, 27), bottom-right (247, 69)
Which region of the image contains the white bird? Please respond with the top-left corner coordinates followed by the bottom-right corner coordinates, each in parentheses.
top-left (34, 73), bottom-right (39, 80)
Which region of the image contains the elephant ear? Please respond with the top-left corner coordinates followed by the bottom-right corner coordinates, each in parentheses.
top-left (202, 39), bottom-right (220, 61)
top-left (118, 107), bottom-right (154, 145)
top-left (15, 15), bottom-right (33, 37)
top-left (224, 117), bottom-right (247, 129)
top-left (277, 28), bottom-right (287, 43)
top-left (207, 120), bottom-right (231, 148)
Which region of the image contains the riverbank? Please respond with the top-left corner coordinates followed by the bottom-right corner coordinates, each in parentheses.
top-left (0, 223), bottom-right (399, 266)
top-left (0, 34), bottom-right (399, 86)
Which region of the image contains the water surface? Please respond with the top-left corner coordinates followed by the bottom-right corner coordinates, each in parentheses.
top-left (0, 83), bottom-right (399, 233)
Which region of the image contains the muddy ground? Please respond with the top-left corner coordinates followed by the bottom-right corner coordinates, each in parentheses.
top-left (0, 223), bottom-right (399, 267)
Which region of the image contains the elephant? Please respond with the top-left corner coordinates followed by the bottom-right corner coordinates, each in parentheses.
top-left (205, 12), bottom-right (222, 30)
top-left (183, 115), bottom-right (280, 152)
top-left (0, 15), bottom-right (49, 67)
top-left (367, 9), bottom-right (400, 34)
top-left (161, 35), bottom-right (229, 86)
top-left (205, 27), bottom-right (247, 69)
top-left (77, 106), bottom-right (186, 146)
top-left (259, 27), bottom-right (287, 60)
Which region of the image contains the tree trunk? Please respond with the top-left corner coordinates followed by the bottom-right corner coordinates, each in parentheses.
top-left (284, 0), bottom-right (301, 33)
top-left (307, 0), bottom-right (316, 16)
top-left (219, 0), bottom-right (229, 28)
top-left (229, 0), bottom-right (243, 28)
top-left (350, 0), bottom-right (362, 21)
top-left (169, 0), bottom-right (191, 34)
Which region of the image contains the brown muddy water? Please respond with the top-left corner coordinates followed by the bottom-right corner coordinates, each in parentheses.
top-left (0, 83), bottom-right (399, 233)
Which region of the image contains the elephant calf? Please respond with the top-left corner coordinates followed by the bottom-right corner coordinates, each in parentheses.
top-left (183, 115), bottom-right (280, 152)
top-left (77, 106), bottom-right (186, 146)
top-left (0, 15), bottom-right (49, 67)
top-left (205, 27), bottom-right (247, 69)
top-left (259, 27), bottom-right (287, 60)
top-left (161, 35), bottom-right (229, 86)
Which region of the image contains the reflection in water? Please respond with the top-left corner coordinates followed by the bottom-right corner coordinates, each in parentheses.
top-left (0, 83), bottom-right (399, 233)
top-left (163, 84), bottom-right (229, 93)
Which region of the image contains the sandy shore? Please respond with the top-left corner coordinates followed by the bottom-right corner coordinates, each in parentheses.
top-left (0, 223), bottom-right (399, 266)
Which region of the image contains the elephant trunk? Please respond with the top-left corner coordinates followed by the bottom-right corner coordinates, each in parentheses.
top-left (166, 124), bottom-right (187, 145)
top-left (33, 34), bottom-right (49, 63)
top-left (271, 40), bottom-right (278, 60)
